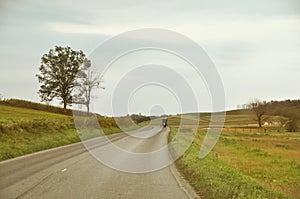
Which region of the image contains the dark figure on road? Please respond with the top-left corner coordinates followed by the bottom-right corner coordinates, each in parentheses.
top-left (162, 118), bottom-right (168, 127)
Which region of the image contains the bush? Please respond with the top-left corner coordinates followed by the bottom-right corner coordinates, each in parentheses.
top-left (285, 118), bottom-right (299, 132)
top-left (0, 119), bottom-right (73, 134)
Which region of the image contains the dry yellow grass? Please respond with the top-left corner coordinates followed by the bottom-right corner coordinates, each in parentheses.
top-left (168, 111), bottom-right (299, 198)
top-left (213, 130), bottom-right (300, 198)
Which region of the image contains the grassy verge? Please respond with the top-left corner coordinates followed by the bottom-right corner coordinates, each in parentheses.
top-left (0, 104), bottom-right (124, 161)
top-left (169, 128), bottom-right (292, 199)
top-left (0, 125), bottom-right (122, 161)
top-left (0, 102), bottom-right (149, 162)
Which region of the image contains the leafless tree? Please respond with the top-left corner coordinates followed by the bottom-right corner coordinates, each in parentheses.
top-left (74, 59), bottom-right (104, 114)
top-left (248, 99), bottom-right (267, 128)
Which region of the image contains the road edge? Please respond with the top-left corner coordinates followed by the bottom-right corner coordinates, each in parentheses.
top-left (0, 132), bottom-right (125, 165)
top-left (169, 162), bottom-right (200, 199)
top-left (166, 126), bottom-right (200, 199)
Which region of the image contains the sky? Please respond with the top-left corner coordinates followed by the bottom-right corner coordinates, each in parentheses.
top-left (0, 0), bottom-right (300, 116)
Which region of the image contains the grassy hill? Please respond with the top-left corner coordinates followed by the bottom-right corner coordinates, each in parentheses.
top-left (0, 102), bottom-right (121, 161)
top-left (0, 99), bottom-right (151, 161)
top-left (168, 109), bottom-right (300, 198)
top-left (1, 98), bottom-right (299, 198)
top-left (167, 110), bottom-right (287, 131)
top-left (0, 98), bottom-right (74, 115)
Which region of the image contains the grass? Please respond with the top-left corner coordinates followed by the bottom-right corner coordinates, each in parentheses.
top-left (170, 129), bottom-right (295, 198)
top-left (169, 111), bottom-right (286, 129)
top-left (167, 112), bottom-right (299, 198)
top-left (214, 131), bottom-right (300, 198)
top-left (0, 104), bottom-right (69, 120)
top-left (0, 98), bottom-right (74, 115)
top-left (0, 104), bottom-right (122, 161)
top-left (0, 129), bottom-right (79, 160)
top-left (0, 101), bottom-right (148, 161)
top-left (1, 100), bottom-right (299, 198)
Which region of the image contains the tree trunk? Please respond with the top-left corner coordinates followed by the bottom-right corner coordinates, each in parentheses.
top-left (87, 103), bottom-right (90, 116)
top-left (63, 100), bottom-right (67, 113)
top-left (258, 116), bottom-right (262, 128)
top-left (87, 88), bottom-right (90, 116)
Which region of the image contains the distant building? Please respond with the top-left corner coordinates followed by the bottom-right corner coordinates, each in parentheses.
top-left (264, 121), bottom-right (281, 126)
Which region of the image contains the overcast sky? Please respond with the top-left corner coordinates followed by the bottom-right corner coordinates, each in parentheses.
top-left (0, 0), bottom-right (299, 116)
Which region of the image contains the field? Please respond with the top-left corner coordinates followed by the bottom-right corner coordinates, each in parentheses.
top-left (1, 100), bottom-right (299, 198)
top-left (0, 104), bottom-right (121, 161)
top-left (168, 112), bottom-right (300, 199)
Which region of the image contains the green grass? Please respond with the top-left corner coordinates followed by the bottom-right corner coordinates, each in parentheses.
top-left (0, 129), bottom-right (79, 160)
top-left (167, 109), bottom-right (299, 198)
top-left (214, 131), bottom-right (300, 198)
top-left (0, 104), bottom-right (69, 120)
top-left (0, 104), bottom-right (122, 161)
top-left (0, 98), bottom-right (74, 115)
top-left (169, 128), bottom-right (292, 199)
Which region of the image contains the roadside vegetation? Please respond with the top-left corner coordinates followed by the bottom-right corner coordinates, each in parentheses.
top-left (168, 107), bottom-right (300, 199)
top-left (1, 92), bottom-right (299, 198)
top-left (0, 104), bottom-right (117, 161)
top-left (0, 98), bottom-right (74, 115)
top-left (0, 100), bottom-right (150, 161)
top-left (170, 129), bottom-right (292, 198)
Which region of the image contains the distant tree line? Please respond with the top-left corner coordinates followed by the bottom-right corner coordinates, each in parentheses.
top-left (130, 114), bottom-right (151, 124)
top-left (247, 99), bottom-right (300, 132)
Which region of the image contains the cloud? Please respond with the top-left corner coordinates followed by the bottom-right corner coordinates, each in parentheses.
top-left (46, 16), bottom-right (300, 43)
top-left (1, 0), bottom-right (300, 114)
top-left (46, 22), bottom-right (120, 35)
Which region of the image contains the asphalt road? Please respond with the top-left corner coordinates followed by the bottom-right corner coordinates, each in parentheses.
top-left (0, 126), bottom-right (197, 199)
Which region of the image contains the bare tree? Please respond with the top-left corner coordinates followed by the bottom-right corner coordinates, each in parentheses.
top-left (248, 99), bottom-right (267, 128)
top-left (74, 59), bottom-right (104, 114)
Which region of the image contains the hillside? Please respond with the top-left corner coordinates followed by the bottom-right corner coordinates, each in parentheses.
top-left (167, 109), bottom-right (289, 132)
top-left (0, 98), bottom-right (74, 115)
top-left (0, 103), bottom-right (121, 161)
top-left (167, 106), bottom-right (300, 198)
top-left (1, 98), bottom-right (298, 162)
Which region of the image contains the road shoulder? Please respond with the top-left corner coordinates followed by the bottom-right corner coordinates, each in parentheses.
top-left (169, 162), bottom-right (200, 199)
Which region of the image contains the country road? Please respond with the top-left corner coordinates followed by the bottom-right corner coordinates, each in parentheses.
top-left (0, 126), bottom-right (197, 199)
